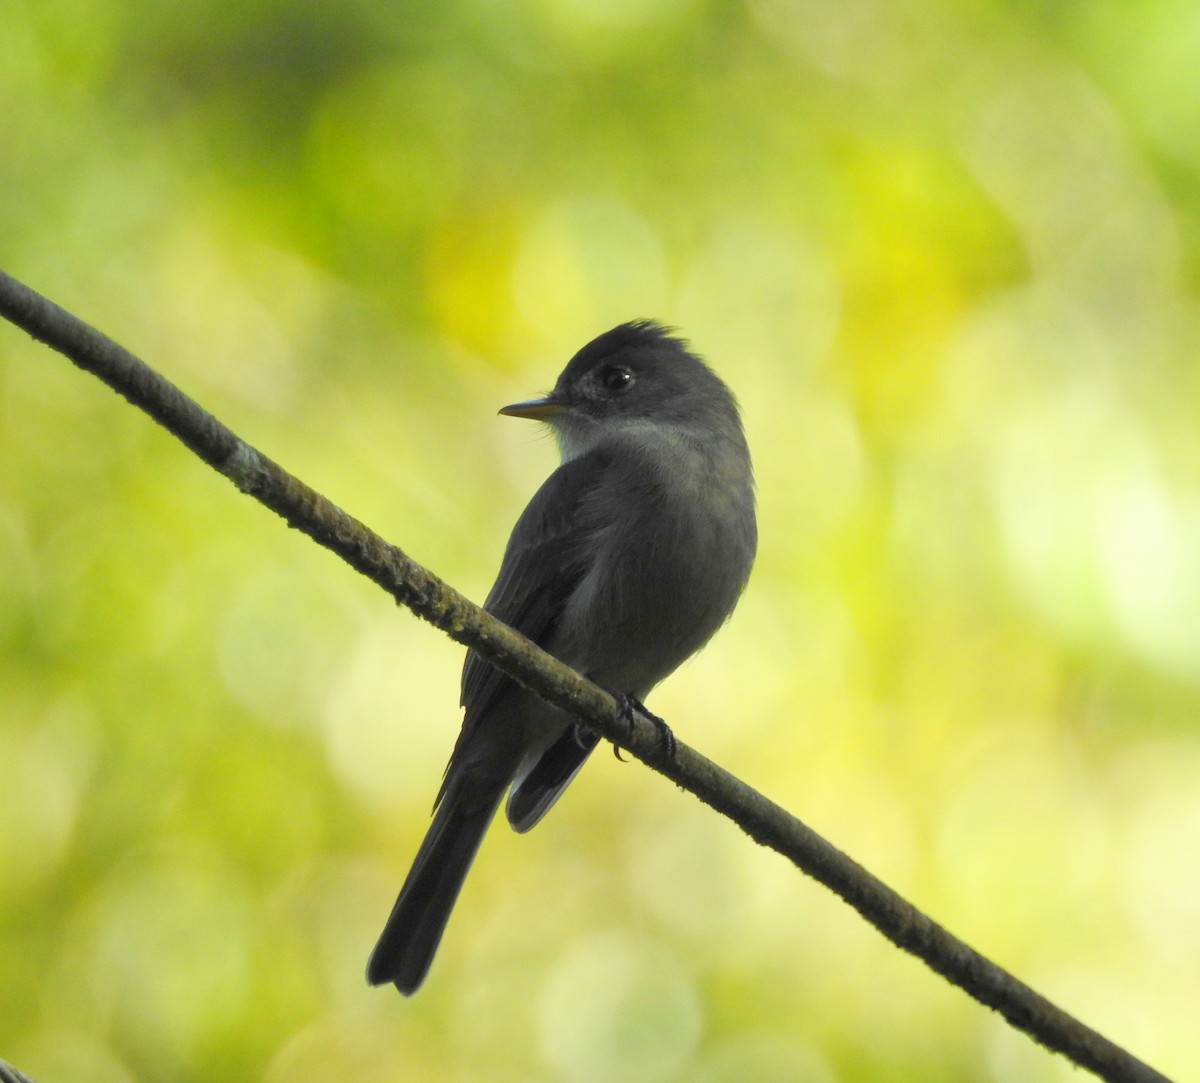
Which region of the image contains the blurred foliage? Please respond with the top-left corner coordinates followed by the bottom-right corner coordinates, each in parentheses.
top-left (2, 1), bottom-right (1199, 1081)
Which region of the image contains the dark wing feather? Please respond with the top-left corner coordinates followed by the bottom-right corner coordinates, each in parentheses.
top-left (445, 445), bottom-right (613, 779)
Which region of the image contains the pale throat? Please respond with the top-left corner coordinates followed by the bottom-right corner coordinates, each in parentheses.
top-left (549, 415), bottom-right (704, 465)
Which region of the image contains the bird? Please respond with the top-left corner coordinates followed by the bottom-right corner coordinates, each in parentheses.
top-left (366, 320), bottom-right (757, 994)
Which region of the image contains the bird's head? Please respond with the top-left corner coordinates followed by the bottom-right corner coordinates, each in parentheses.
top-left (500, 321), bottom-right (744, 461)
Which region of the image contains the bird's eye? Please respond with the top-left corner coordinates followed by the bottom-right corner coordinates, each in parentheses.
top-left (599, 365), bottom-right (635, 393)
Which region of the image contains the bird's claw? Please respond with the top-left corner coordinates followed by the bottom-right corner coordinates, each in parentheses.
top-left (611, 692), bottom-right (677, 762)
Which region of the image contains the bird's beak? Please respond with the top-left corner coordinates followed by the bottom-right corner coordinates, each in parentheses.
top-left (498, 396), bottom-right (567, 420)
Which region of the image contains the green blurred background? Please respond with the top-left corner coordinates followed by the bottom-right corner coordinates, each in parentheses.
top-left (2, 1), bottom-right (1198, 1081)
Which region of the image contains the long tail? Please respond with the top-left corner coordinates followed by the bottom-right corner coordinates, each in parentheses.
top-left (366, 777), bottom-right (507, 995)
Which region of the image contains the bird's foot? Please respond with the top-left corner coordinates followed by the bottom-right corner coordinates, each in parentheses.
top-left (611, 692), bottom-right (677, 763)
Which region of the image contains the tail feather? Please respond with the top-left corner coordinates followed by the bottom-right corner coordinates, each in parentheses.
top-left (366, 780), bottom-right (506, 995)
top-left (506, 726), bottom-right (599, 833)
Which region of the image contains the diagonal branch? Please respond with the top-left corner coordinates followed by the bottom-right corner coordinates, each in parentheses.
top-left (0, 267), bottom-right (1174, 1083)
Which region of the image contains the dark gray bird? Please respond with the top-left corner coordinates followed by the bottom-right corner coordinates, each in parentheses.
top-left (366, 320), bottom-right (757, 994)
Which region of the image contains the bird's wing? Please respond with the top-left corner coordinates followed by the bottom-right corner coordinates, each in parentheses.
top-left (443, 445), bottom-right (614, 780)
